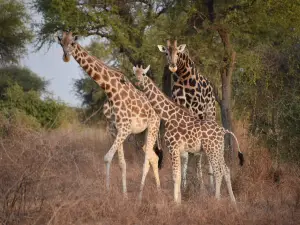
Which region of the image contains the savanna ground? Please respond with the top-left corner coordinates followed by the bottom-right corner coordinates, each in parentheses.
top-left (0, 120), bottom-right (300, 225)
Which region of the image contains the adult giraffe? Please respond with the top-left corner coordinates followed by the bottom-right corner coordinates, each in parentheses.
top-left (158, 40), bottom-right (216, 191)
top-left (55, 31), bottom-right (162, 199)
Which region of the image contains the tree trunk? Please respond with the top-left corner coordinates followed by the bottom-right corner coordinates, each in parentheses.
top-left (218, 28), bottom-right (237, 158)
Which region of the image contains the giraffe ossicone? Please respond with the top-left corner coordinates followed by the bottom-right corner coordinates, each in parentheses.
top-left (55, 31), bottom-right (163, 200)
top-left (133, 64), bottom-right (244, 205)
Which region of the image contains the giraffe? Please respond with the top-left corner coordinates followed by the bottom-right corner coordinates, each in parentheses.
top-left (133, 65), bottom-right (244, 205)
top-left (55, 31), bottom-right (163, 199)
top-left (158, 40), bottom-right (216, 191)
top-left (103, 98), bottom-right (163, 163)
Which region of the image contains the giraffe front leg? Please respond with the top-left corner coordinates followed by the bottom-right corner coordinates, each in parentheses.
top-left (180, 152), bottom-right (188, 191)
top-left (172, 150), bottom-right (181, 204)
top-left (117, 145), bottom-right (127, 198)
top-left (208, 162), bottom-right (215, 193)
top-left (104, 130), bottom-right (130, 194)
top-left (139, 150), bottom-right (151, 200)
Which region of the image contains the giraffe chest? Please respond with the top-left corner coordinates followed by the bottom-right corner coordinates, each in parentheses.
top-left (130, 117), bottom-right (148, 134)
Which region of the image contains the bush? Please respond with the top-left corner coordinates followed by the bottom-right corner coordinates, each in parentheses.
top-left (0, 84), bottom-right (78, 129)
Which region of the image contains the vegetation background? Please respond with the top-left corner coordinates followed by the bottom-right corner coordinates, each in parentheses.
top-left (0, 0), bottom-right (300, 224)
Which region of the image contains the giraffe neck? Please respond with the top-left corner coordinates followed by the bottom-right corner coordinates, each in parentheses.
top-left (71, 43), bottom-right (120, 99)
top-left (141, 76), bottom-right (189, 122)
top-left (176, 52), bottom-right (199, 80)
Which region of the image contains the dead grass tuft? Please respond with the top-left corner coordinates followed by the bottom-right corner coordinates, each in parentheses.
top-left (0, 122), bottom-right (299, 225)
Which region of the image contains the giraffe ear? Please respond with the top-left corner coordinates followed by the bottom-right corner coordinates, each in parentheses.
top-left (144, 65), bottom-right (150, 74)
top-left (74, 35), bottom-right (78, 42)
top-left (157, 45), bottom-right (167, 53)
top-left (53, 32), bottom-right (61, 43)
top-left (177, 44), bottom-right (186, 52)
top-left (133, 66), bottom-right (137, 74)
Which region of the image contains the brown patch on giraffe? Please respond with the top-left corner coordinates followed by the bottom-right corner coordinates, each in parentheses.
top-left (102, 72), bottom-right (109, 82)
top-left (202, 132), bottom-right (208, 139)
top-left (169, 109), bottom-right (176, 115)
top-left (136, 100), bottom-right (142, 107)
top-left (162, 111), bottom-right (168, 119)
top-left (86, 57), bottom-right (93, 63)
top-left (113, 94), bottom-right (120, 101)
top-left (128, 90), bottom-right (135, 99)
top-left (132, 106), bottom-right (140, 114)
top-left (83, 64), bottom-right (89, 71)
top-left (111, 88), bottom-right (117, 94)
top-left (110, 78), bottom-right (117, 87)
top-left (87, 67), bottom-right (92, 75)
top-left (115, 101), bottom-right (121, 106)
top-left (207, 129), bottom-right (213, 135)
top-left (107, 92), bottom-right (112, 98)
top-left (120, 90), bottom-right (128, 98)
top-left (174, 132), bottom-right (180, 140)
top-left (82, 52), bottom-right (88, 57)
top-left (140, 109), bottom-right (148, 118)
top-left (178, 126), bottom-right (186, 135)
top-left (100, 83), bottom-right (105, 89)
top-left (93, 73), bottom-right (100, 80)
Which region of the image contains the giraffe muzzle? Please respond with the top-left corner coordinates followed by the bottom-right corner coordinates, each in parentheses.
top-left (63, 53), bottom-right (71, 62)
top-left (169, 66), bottom-right (178, 73)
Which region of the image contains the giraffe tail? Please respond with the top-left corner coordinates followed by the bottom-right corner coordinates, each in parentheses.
top-left (154, 129), bottom-right (164, 170)
top-left (225, 130), bottom-right (244, 166)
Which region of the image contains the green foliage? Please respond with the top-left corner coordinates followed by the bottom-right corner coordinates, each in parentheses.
top-left (0, 0), bottom-right (33, 64)
top-left (0, 66), bottom-right (48, 97)
top-left (0, 84), bottom-right (74, 129)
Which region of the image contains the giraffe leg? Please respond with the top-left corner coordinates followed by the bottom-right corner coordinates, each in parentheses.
top-left (104, 129), bottom-right (130, 193)
top-left (180, 151), bottom-right (188, 191)
top-left (214, 165), bottom-right (222, 200)
top-left (172, 149), bottom-right (182, 204)
top-left (223, 164), bottom-right (237, 205)
top-left (139, 150), bottom-right (151, 200)
top-left (139, 121), bottom-right (161, 200)
top-left (117, 145), bottom-right (127, 197)
top-left (208, 162), bottom-right (215, 193)
top-left (206, 150), bottom-right (222, 200)
top-left (195, 152), bottom-right (205, 191)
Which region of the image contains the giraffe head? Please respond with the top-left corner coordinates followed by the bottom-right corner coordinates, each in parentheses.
top-left (132, 65), bottom-right (150, 88)
top-left (157, 40), bottom-right (186, 73)
top-left (55, 31), bottom-right (78, 63)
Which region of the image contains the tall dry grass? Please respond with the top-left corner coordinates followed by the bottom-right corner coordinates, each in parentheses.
top-left (0, 121), bottom-right (300, 225)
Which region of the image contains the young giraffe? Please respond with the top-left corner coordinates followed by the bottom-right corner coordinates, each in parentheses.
top-left (133, 65), bottom-right (244, 204)
top-left (55, 31), bottom-right (163, 199)
top-left (158, 40), bottom-right (216, 191)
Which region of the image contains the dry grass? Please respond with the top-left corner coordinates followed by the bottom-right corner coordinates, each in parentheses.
top-left (0, 121), bottom-right (300, 225)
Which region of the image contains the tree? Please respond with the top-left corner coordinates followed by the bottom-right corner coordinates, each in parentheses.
top-left (0, 0), bottom-right (33, 64)
top-left (34, 0), bottom-right (300, 162)
top-left (0, 66), bottom-right (48, 98)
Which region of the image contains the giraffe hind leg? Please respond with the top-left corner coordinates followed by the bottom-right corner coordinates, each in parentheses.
top-left (181, 152), bottom-right (188, 191)
top-left (139, 121), bottom-right (161, 200)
